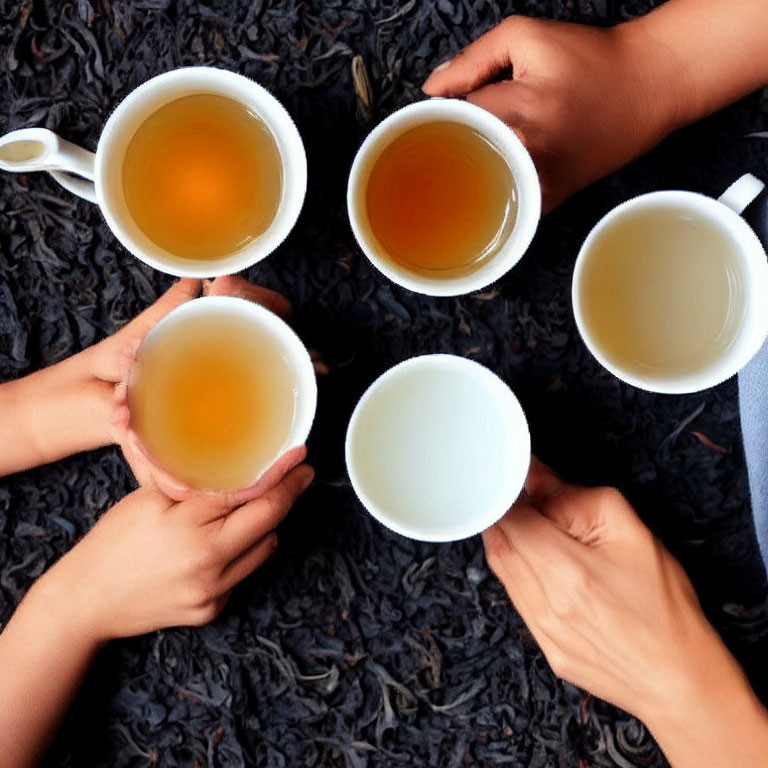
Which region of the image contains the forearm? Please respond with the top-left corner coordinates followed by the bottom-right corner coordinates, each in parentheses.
top-left (0, 572), bottom-right (105, 768)
top-left (624, 0), bottom-right (768, 132)
top-left (0, 349), bottom-right (113, 476)
top-left (642, 626), bottom-right (768, 768)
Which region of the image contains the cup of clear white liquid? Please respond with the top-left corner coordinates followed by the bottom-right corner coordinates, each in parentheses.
top-left (572, 174), bottom-right (768, 394)
top-left (345, 355), bottom-right (530, 542)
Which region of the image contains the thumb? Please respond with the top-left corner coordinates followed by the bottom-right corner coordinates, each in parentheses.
top-left (525, 456), bottom-right (566, 502)
top-left (90, 278), bottom-right (201, 382)
top-left (422, 17), bottom-right (520, 96)
top-left (123, 278), bottom-right (202, 342)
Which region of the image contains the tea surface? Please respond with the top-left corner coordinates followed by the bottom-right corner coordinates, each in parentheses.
top-left (362, 121), bottom-right (516, 274)
top-left (579, 204), bottom-right (745, 378)
top-left (122, 93), bottom-right (282, 260)
top-left (129, 310), bottom-right (296, 490)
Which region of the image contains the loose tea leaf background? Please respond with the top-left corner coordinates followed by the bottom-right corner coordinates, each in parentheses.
top-left (1, 1), bottom-right (768, 766)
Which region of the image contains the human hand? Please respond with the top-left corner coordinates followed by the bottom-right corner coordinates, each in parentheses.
top-left (422, 16), bottom-right (681, 212)
top-left (483, 459), bottom-right (768, 767)
top-left (88, 275), bottom-right (294, 499)
top-left (35, 457), bottom-right (313, 642)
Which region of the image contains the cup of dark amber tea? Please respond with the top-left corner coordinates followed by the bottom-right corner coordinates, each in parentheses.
top-left (0, 67), bottom-right (306, 277)
top-left (347, 99), bottom-right (541, 297)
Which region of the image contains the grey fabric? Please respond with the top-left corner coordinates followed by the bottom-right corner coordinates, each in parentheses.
top-left (740, 336), bottom-right (768, 569)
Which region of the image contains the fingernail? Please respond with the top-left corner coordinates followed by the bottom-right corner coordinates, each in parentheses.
top-left (433, 58), bottom-right (452, 74)
top-left (301, 466), bottom-right (316, 492)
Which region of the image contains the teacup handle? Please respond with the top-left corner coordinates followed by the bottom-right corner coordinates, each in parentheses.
top-left (0, 127), bottom-right (97, 203)
top-left (719, 172), bottom-right (768, 255)
top-left (718, 173), bottom-right (765, 215)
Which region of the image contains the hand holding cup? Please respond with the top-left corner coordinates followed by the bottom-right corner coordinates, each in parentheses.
top-left (91, 276), bottom-right (307, 501)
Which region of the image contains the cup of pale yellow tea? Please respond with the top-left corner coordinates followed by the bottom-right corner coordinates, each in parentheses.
top-left (128, 296), bottom-right (316, 492)
top-left (0, 67), bottom-right (306, 277)
top-left (345, 355), bottom-right (530, 542)
top-left (572, 174), bottom-right (768, 395)
top-left (347, 99), bottom-right (541, 297)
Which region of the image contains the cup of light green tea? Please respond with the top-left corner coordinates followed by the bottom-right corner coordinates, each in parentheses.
top-left (572, 174), bottom-right (768, 394)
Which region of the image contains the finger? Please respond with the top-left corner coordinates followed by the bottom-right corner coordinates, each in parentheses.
top-left (217, 463), bottom-right (314, 558)
top-left (123, 428), bottom-right (193, 501)
top-left (189, 445), bottom-right (309, 520)
top-left (112, 381), bottom-right (196, 499)
top-left (482, 524), bottom-right (557, 649)
top-left (119, 430), bottom-right (155, 488)
top-left (107, 388), bottom-right (157, 488)
top-left (497, 498), bottom-right (580, 574)
top-left (220, 532), bottom-right (278, 591)
top-left (207, 275), bottom-right (292, 319)
top-left (106, 383), bottom-right (130, 441)
top-left (91, 279), bottom-right (201, 382)
top-left (123, 278), bottom-right (202, 342)
top-left (422, 18), bottom-right (519, 96)
top-left (226, 445), bottom-right (308, 502)
top-left (465, 80), bottom-right (529, 128)
top-left (525, 457), bottom-right (567, 502)
top-left (100, 338), bottom-right (142, 386)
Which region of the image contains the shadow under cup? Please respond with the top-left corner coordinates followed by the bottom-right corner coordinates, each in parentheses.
top-left (97, 67), bottom-right (307, 277)
top-left (127, 296), bottom-right (317, 493)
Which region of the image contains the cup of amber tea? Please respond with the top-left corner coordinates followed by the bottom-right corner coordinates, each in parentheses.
top-left (0, 67), bottom-right (307, 277)
top-left (128, 296), bottom-right (317, 492)
top-left (347, 99), bottom-right (541, 297)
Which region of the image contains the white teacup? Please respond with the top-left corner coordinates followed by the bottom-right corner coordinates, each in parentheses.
top-left (345, 354), bottom-right (530, 542)
top-left (572, 174), bottom-right (768, 394)
top-left (347, 99), bottom-right (541, 297)
top-left (129, 294), bottom-right (317, 491)
top-left (0, 67), bottom-right (307, 278)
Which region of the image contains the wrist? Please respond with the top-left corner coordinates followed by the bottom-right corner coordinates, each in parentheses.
top-left (28, 352), bottom-right (114, 462)
top-left (612, 16), bottom-right (693, 144)
top-left (620, 0), bottom-right (768, 136)
top-left (640, 622), bottom-right (768, 767)
top-left (30, 556), bottom-right (111, 650)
